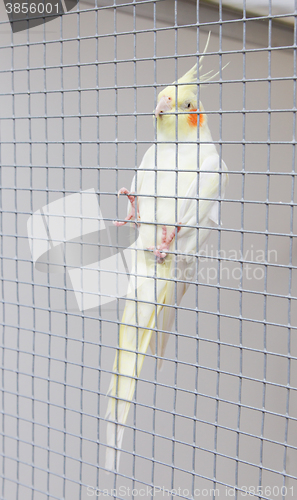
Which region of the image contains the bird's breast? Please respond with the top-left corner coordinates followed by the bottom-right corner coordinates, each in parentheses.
top-left (137, 144), bottom-right (200, 246)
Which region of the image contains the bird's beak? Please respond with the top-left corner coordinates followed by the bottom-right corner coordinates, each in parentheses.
top-left (155, 96), bottom-right (172, 117)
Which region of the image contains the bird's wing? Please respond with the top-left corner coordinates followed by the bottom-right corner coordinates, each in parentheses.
top-left (178, 154), bottom-right (228, 254)
top-left (156, 154), bottom-right (228, 367)
top-left (156, 258), bottom-right (192, 369)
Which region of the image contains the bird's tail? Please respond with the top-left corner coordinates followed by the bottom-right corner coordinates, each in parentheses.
top-left (105, 282), bottom-right (167, 471)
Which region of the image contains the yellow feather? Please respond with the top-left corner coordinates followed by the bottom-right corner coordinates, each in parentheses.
top-left (105, 251), bottom-right (171, 471)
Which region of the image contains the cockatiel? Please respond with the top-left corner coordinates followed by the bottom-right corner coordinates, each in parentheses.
top-left (105, 36), bottom-right (228, 471)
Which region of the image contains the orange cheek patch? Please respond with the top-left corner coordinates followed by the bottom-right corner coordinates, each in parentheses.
top-left (187, 109), bottom-right (204, 127)
top-left (187, 108), bottom-right (197, 127)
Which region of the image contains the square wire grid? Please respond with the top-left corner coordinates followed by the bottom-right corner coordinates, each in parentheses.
top-left (0, 0), bottom-right (296, 499)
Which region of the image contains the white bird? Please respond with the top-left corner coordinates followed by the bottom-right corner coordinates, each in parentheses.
top-left (105, 36), bottom-right (228, 471)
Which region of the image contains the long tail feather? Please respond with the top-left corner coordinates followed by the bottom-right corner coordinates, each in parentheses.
top-left (105, 279), bottom-right (167, 471)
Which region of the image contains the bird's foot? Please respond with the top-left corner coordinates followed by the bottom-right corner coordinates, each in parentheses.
top-left (113, 187), bottom-right (140, 227)
top-left (148, 225), bottom-right (181, 263)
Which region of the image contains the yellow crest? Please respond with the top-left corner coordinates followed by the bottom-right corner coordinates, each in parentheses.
top-left (177, 32), bottom-right (228, 88)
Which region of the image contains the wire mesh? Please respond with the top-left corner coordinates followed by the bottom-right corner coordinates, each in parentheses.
top-left (0, 0), bottom-right (296, 499)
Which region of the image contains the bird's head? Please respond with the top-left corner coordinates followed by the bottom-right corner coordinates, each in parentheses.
top-left (154, 33), bottom-right (226, 142)
top-left (155, 64), bottom-right (207, 141)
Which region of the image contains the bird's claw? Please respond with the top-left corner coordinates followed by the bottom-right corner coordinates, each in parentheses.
top-left (148, 225), bottom-right (181, 263)
top-left (148, 246), bottom-right (168, 263)
top-left (113, 187), bottom-right (140, 227)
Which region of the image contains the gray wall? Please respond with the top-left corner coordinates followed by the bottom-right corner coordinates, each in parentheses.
top-left (0, 1), bottom-right (296, 499)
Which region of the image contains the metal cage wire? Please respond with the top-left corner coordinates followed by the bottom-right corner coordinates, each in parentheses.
top-left (0, 0), bottom-right (296, 499)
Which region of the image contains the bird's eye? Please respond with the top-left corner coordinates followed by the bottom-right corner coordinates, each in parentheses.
top-left (187, 103), bottom-right (191, 109)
